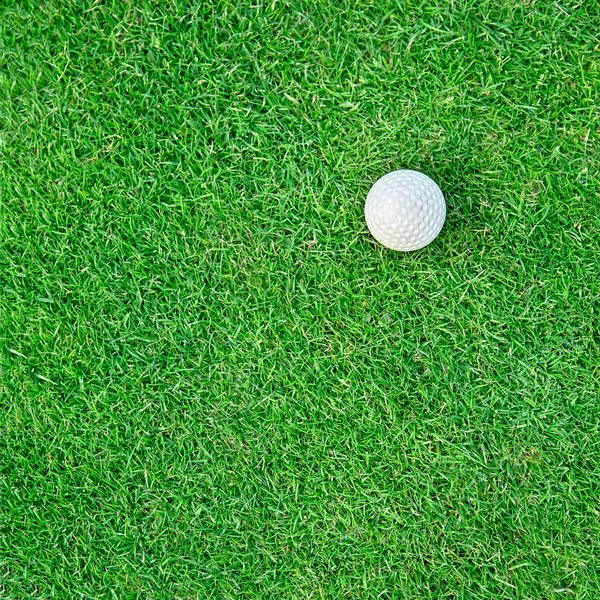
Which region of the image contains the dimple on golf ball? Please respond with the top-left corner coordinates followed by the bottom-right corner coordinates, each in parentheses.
top-left (364, 170), bottom-right (446, 251)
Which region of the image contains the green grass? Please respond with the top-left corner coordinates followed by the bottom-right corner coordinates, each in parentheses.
top-left (1, 0), bottom-right (599, 597)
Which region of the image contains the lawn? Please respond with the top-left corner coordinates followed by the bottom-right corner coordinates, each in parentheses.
top-left (1, 0), bottom-right (599, 598)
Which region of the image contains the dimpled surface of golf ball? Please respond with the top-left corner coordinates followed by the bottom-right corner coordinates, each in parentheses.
top-left (364, 170), bottom-right (446, 251)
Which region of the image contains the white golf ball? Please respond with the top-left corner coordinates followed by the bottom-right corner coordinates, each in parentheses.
top-left (364, 170), bottom-right (446, 251)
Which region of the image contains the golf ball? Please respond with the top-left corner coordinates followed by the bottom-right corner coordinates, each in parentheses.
top-left (364, 170), bottom-right (446, 251)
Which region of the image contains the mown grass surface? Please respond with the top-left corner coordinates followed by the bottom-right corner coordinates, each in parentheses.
top-left (1, 1), bottom-right (599, 598)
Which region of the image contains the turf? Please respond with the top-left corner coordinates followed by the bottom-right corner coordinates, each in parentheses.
top-left (1, 0), bottom-right (599, 597)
